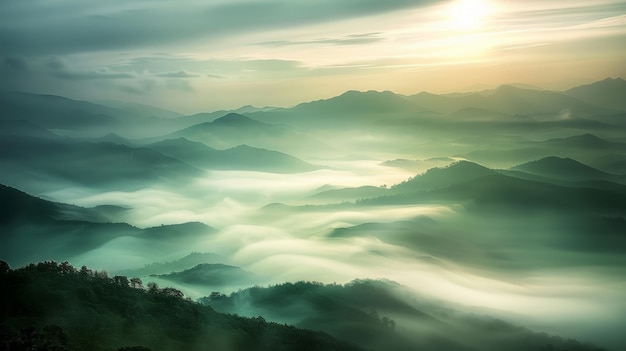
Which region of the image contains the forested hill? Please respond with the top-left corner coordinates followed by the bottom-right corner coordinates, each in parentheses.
top-left (0, 261), bottom-right (363, 351)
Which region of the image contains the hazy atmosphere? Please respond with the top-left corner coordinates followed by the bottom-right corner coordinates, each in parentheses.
top-left (1, 1), bottom-right (626, 351)
top-left (2, 0), bottom-right (625, 112)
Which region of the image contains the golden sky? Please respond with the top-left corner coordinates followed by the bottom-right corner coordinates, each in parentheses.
top-left (1, 0), bottom-right (625, 113)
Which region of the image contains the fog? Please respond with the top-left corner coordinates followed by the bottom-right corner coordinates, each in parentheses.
top-left (29, 155), bottom-right (624, 349)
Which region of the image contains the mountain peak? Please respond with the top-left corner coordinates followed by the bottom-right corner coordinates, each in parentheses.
top-left (212, 112), bottom-right (261, 126)
top-left (511, 156), bottom-right (609, 180)
top-left (547, 133), bottom-right (611, 148)
top-left (564, 77), bottom-right (626, 111)
top-left (393, 160), bottom-right (495, 191)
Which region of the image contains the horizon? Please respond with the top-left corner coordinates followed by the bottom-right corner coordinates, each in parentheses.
top-left (2, 0), bottom-right (625, 114)
top-left (4, 76), bottom-right (624, 116)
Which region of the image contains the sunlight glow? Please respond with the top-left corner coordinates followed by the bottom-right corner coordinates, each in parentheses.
top-left (448, 0), bottom-right (491, 31)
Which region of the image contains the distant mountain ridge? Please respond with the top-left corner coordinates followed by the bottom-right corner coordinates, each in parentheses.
top-left (147, 137), bottom-right (319, 173)
top-left (564, 77), bottom-right (626, 112)
top-left (511, 156), bottom-right (618, 182)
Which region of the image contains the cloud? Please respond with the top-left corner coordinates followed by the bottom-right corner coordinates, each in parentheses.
top-left (257, 32), bottom-right (385, 47)
top-left (156, 71), bottom-right (199, 78)
top-left (43, 56), bottom-right (134, 80)
top-left (51, 70), bottom-right (135, 80)
top-left (0, 0), bottom-right (434, 56)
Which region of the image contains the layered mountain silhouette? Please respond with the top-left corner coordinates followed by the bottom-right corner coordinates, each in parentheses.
top-left (155, 263), bottom-right (254, 286)
top-left (0, 134), bottom-right (201, 189)
top-left (392, 160), bottom-right (496, 192)
top-left (202, 279), bottom-right (605, 351)
top-left (162, 112), bottom-right (334, 156)
top-left (117, 252), bottom-right (226, 277)
top-left (510, 156), bottom-right (620, 182)
top-left (0, 184), bottom-right (216, 267)
top-left (564, 77), bottom-right (626, 112)
top-left (2, 77), bottom-right (625, 351)
top-left (0, 92), bottom-right (119, 130)
top-left (148, 138), bottom-right (319, 173)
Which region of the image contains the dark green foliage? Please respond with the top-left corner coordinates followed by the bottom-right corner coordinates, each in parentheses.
top-left (0, 324), bottom-right (69, 351)
top-left (0, 262), bottom-right (362, 351)
top-left (201, 280), bottom-right (606, 351)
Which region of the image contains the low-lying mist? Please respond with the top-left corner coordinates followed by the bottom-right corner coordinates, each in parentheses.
top-left (33, 156), bottom-right (625, 350)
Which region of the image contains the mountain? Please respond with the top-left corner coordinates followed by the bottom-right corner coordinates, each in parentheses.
top-left (95, 99), bottom-right (183, 119)
top-left (0, 183), bottom-right (63, 224)
top-left (220, 145), bottom-right (319, 173)
top-left (0, 135), bottom-right (202, 189)
top-left (510, 156), bottom-right (618, 182)
top-left (155, 263), bottom-right (254, 286)
top-left (250, 90), bottom-right (433, 129)
top-left (564, 77), bottom-right (626, 112)
top-left (0, 91), bottom-right (120, 131)
top-left (161, 113), bottom-right (334, 157)
top-left (544, 133), bottom-right (620, 149)
top-left (171, 113), bottom-right (276, 143)
top-left (408, 85), bottom-right (611, 118)
top-left (147, 138), bottom-right (319, 173)
top-left (292, 90), bottom-right (427, 116)
top-left (87, 132), bottom-right (133, 145)
top-left (449, 107), bottom-right (513, 121)
top-left (117, 252), bottom-right (226, 276)
top-left (409, 91), bottom-right (489, 114)
top-left (392, 160), bottom-right (496, 192)
top-left (202, 279), bottom-right (605, 351)
top-left (0, 184), bottom-right (217, 267)
top-left (307, 186), bottom-right (389, 204)
top-left (0, 184), bottom-right (123, 225)
top-left (0, 262), bottom-right (364, 351)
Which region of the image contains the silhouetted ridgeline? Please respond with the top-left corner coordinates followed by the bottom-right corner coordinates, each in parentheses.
top-left (0, 261), bottom-right (362, 351)
top-left (201, 280), bottom-right (606, 351)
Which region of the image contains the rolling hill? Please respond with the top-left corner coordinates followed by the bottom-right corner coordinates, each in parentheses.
top-left (0, 91), bottom-right (120, 131)
top-left (0, 184), bottom-right (216, 267)
top-left (148, 138), bottom-right (319, 173)
top-left (510, 156), bottom-right (619, 182)
top-left (155, 263), bottom-right (254, 286)
top-left (392, 160), bottom-right (496, 192)
top-left (564, 77), bottom-right (626, 112)
top-left (162, 113), bottom-right (334, 156)
top-left (202, 279), bottom-right (605, 351)
top-left (0, 135), bottom-right (202, 189)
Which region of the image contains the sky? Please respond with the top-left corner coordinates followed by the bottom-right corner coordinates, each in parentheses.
top-left (1, 0), bottom-right (625, 113)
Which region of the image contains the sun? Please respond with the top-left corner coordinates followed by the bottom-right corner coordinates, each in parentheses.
top-left (447, 0), bottom-right (491, 31)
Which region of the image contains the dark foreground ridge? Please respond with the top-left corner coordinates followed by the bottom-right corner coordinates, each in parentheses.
top-left (0, 261), bottom-right (363, 351)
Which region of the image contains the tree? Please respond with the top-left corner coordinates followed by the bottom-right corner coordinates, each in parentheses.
top-left (130, 277), bottom-right (143, 289)
top-left (147, 282), bottom-right (160, 293)
top-left (59, 262), bottom-right (74, 274)
top-left (113, 275), bottom-right (130, 287)
top-left (79, 265), bottom-right (93, 277)
top-left (95, 270), bottom-right (109, 279)
top-left (161, 287), bottom-right (184, 299)
top-left (208, 291), bottom-right (227, 301)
